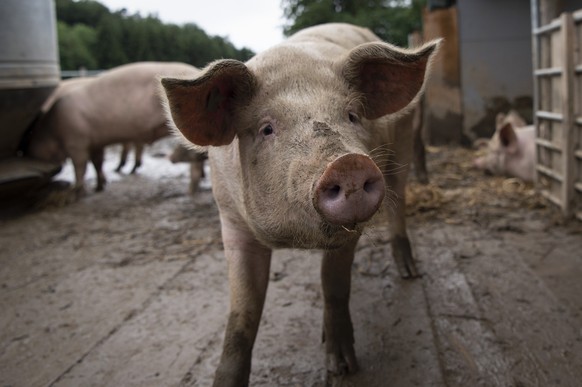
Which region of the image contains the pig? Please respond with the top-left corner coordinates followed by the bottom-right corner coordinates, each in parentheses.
top-left (37, 77), bottom-right (146, 176)
top-left (161, 23), bottom-right (440, 385)
top-left (473, 111), bottom-right (535, 182)
top-left (169, 143), bottom-right (208, 193)
top-left (27, 62), bottom-right (200, 193)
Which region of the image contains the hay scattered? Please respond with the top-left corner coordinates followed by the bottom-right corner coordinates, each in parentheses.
top-left (405, 146), bottom-right (548, 223)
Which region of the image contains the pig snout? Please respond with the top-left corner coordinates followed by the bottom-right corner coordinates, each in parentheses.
top-left (313, 154), bottom-right (385, 226)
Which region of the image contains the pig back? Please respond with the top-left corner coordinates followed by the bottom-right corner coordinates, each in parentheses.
top-left (75, 62), bottom-right (199, 146)
top-left (287, 23), bottom-right (381, 52)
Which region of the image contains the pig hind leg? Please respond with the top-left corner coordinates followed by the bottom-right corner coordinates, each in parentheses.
top-left (90, 148), bottom-right (107, 191)
top-left (412, 97), bottom-right (429, 184)
top-left (321, 238), bottom-right (359, 379)
top-left (115, 142), bottom-right (130, 173)
top-left (413, 124), bottom-right (429, 184)
top-left (130, 142), bottom-right (144, 174)
top-left (384, 165), bottom-right (419, 279)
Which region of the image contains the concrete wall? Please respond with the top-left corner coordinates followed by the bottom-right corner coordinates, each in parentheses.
top-left (423, 0), bottom-right (534, 145)
top-left (457, 0), bottom-right (533, 142)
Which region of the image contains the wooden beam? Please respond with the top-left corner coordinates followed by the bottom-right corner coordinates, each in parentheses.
top-left (560, 12), bottom-right (575, 217)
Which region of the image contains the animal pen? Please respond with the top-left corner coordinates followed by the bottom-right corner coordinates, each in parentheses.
top-left (532, 5), bottom-right (582, 221)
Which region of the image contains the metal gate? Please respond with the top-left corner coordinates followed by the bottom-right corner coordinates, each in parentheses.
top-left (532, 9), bottom-right (582, 221)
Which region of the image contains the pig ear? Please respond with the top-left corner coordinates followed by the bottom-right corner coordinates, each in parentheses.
top-left (499, 122), bottom-right (519, 153)
top-left (161, 60), bottom-right (257, 146)
top-left (341, 40), bottom-right (441, 119)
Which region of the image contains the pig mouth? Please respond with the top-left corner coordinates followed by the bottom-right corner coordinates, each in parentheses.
top-left (320, 221), bottom-right (361, 235)
top-left (259, 216), bottom-right (366, 250)
top-left (317, 221), bottom-right (364, 248)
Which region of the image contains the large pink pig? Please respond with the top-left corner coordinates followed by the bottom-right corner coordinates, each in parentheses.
top-left (27, 62), bottom-right (199, 193)
top-left (162, 23), bottom-right (439, 385)
top-left (474, 111), bottom-right (536, 182)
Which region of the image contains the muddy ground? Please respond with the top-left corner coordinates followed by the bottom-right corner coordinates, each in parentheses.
top-left (1, 140), bottom-right (581, 387)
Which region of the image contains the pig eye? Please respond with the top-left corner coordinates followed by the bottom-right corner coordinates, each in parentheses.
top-left (348, 112), bottom-right (359, 124)
top-left (260, 124), bottom-right (274, 137)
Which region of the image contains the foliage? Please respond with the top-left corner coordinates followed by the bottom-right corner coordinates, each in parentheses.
top-left (57, 21), bottom-right (98, 70)
top-left (282, 0), bottom-right (426, 46)
top-left (55, 0), bottom-right (255, 70)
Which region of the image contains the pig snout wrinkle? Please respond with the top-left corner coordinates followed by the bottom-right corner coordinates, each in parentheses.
top-left (312, 121), bottom-right (339, 138)
top-left (313, 154), bottom-right (384, 226)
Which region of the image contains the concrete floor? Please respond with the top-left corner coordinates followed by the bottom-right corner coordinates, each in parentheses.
top-left (1, 144), bottom-right (581, 387)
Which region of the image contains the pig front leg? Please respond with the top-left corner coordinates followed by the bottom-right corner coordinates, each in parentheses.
top-left (385, 169), bottom-right (419, 279)
top-left (213, 216), bottom-right (272, 387)
top-left (321, 238), bottom-right (359, 377)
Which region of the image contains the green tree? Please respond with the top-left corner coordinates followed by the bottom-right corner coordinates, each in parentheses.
top-left (55, 0), bottom-right (109, 26)
top-left (55, 0), bottom-right (255, 70)
top-left (57, 21), bottom-right (98, 70)
top-left (95, 13), bottom-right (128, 68)
top-left (282, 0), bottom-right (426, 46)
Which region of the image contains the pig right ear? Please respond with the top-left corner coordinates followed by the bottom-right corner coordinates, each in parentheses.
top-left (161, 60), bottom-right (257, 146)
top-left (340, 39), bottom-right (441, 119)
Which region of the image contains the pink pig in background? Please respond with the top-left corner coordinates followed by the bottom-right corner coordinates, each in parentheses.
top-left (27, 61), bottom-right (199, 194)
top-left (474, 110), bottom-right (536, 182)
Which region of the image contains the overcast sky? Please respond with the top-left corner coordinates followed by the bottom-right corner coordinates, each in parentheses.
top-left (98, 0), bottom-right (286, 53)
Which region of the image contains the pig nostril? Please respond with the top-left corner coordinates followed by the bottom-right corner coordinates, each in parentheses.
top-left (322, 185), bottom-right (341, 200)
top-left (363, 179), bottom-right (379, 193)
top-left (328, 185), bottom-right (341, 197)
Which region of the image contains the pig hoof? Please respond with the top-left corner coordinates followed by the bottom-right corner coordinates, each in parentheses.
top-left (324, 329), bottom-right (358, 376)
top-left (325, 346), bottom-right (359, 386)
top-left (326, 347), bottom-right (358, 376)
top-left (392, 235), bottom-right (420, 279)
top-left (213, 364), bottom-right (250, 387)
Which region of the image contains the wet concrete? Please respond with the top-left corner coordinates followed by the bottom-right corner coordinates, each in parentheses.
top-left (1, 141), bottom-right (581, 387)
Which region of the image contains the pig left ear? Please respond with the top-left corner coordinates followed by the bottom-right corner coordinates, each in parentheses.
top-left (161, 60), bottom-right (257, 146)
top-left (340, 39), bottom-right (441, 119)
top-left (499, 122), bottom-right (519, 153)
